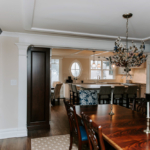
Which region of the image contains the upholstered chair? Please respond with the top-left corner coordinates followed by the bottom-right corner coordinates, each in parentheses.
top-left (113, 86), bottom-right (125, 106)
top-left (81, 112), bottom-right (105, 150)
top-left (98, 86), bottom-right (111, 104)
top-left (64, 100), bottom-right (88, 150)
top-left (51, 83), bottom-right (62, 105)
top-left (124, 86), bottom-right (138, 108)
top-left (79, 90), bottom-right (98, 105)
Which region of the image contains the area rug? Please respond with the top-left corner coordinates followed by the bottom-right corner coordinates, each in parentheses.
top-left (31, 134), bottom-right (89, 150)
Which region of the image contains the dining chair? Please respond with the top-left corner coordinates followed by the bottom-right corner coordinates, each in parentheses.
top-left (72, 84), bottom-right (79, 105)
top-left (63, 100), bottom-right (88, 150)
top-left (51, 83), bottom-right (62, 105)
top-left (113, 86), bottom-right (125, 106)
top-left (132, 98), bottom-right (147, 115)
top-left (81, 112), bottom-right (105, 150)
top-left (98, 86), bottom-right (111, 104)
top-left (124, 86), bottom-right (138, 108)
top-left (68, 83), bottom-right (73, 103)
top-left (79, 90), bottom-right (98, 105)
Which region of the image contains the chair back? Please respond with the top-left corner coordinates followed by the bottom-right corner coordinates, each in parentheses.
top-left (81, 112), bottom-right (105, 150)
top-left (54, 83), bottom-right (62, 99)
top-left (126, 86), bottom-right (138, 94)
top-left (136, 98), bottom-right (147, 115)
top-left (113, 86), bottom-right (125, 95)
top-left (99, 86), bottom-right (111, 95)
top-left (63, 100), bottom-right (81, 140)
top-left (72, 84), bottom-right (78, 93)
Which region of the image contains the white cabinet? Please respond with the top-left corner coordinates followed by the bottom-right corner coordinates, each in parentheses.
top-left (118, 67), bottom-right (126, 74)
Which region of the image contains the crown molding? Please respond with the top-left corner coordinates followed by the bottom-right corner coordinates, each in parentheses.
top-left (1, 31), bottom-right (150, 43)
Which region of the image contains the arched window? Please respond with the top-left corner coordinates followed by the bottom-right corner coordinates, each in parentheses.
top-left (71, 62), bottom-right (81, 77)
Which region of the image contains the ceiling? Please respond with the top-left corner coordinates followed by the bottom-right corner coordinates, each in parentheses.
top-left (52, 48), bottom-right (113, 57)
top-left (0, 0), bottom-right (150, 39)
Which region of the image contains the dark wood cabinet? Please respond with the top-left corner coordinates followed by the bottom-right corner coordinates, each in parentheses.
top-left (27, 46), bottom-right (50, 131)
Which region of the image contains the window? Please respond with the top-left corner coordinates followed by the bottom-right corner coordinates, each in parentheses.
top-left (71, 62), bottom-right (81, 77)
top-left (51, 59), bottom-right (59, 87)
top-left (90, 60), bottom-right (113, 79)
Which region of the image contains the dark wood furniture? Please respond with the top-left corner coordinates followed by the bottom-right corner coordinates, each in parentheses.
top-left (75, 104), bottom-right (149, 150)
top-left (81, 112), bottom-right (105, 150)
top-left (72, 84), bottom-right (79, 105)
top-left (64, 100), bottom-right (88, 150)
top-left (68, 83), bottom-right (73, 103)
top-left (113, 86), bottom-right (125, 106)
top-left (27, 46), bottom-right (50, 131)
top-left (98, 86), bottom-right (111, 104)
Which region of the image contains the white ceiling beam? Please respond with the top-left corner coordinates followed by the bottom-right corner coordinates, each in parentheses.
top-left (71, 50), bottom-right (85, 55)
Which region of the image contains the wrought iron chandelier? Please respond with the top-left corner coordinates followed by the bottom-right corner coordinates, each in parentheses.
top-left (107, 13), bottom-right (147, 78)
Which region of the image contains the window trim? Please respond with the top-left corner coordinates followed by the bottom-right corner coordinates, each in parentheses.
top-left (70, 60), bottom-right (82, 78)
top-left (89, 58), bottom-right (115, 80)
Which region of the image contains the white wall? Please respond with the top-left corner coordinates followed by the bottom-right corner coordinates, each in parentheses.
top-left (0, 37), bottom-right (20, 138)
top-left (0, 31), bottom-right (150, 139)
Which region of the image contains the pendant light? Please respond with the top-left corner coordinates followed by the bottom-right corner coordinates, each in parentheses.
top-left (97, 56), bottom-right (101, 68)
top-left (92, 51), bottom-right (96, 68)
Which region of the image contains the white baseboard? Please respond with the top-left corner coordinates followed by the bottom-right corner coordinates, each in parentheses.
top-left (0, 127), bottom-right (27, 139)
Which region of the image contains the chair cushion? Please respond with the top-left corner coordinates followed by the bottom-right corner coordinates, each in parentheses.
top-left (79, 126), bottom-right (88, 141)
top-left (79, 90), bottom-right (98, 105)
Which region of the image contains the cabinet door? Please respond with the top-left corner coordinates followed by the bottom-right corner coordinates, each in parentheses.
top-left (27, 46), bottom-right (50, 130)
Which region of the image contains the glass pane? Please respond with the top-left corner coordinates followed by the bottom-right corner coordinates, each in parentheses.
top-left (76, 63), bottom-right (80, 69)
top-left (51, 59), bottom-right (59, 87)
top-left (91, 60), bottom-right (100, 69)
top-left (103, 61), bottom-right (110, 69)
top-left (71, 63), bottom-right (76, 69)
top-left (71, 70), bottom-right (80, 77)
top-left (91, 70), bottom-right (101, 79)
top-left (103, 70), bottom-right (113, 79)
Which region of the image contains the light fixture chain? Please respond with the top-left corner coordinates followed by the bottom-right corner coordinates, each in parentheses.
top-left (126, 17), bottom-right (128, 62)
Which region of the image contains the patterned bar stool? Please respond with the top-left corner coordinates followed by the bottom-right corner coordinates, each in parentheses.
top-left (98, 86), bottom-right (111, 104)
top-left (113, 86), bottom-right (125, 106)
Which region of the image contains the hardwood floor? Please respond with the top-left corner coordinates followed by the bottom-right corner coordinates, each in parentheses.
top-left (0, 100), bottom-right (70, 150)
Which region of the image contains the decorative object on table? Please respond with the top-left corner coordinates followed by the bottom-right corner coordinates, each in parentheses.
top-left (66, 76), bottom-right (73, 83)
top-left (79, 90), bottom-right (98, 105)
top-left (92, 51), bottom-right (96, 69)
top-left (97, 56), bottom-right (101, 69)
top-left (106, 13), bottom-right (147, 79)
top-left (109, 104), bottom-right (114, 116)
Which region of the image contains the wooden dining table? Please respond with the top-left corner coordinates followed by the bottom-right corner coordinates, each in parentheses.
top-left (75, 104), bottom-right (150, 150)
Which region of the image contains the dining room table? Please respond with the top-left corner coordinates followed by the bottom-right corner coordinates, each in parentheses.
top-left (75, 104), bottom-right (150, 150)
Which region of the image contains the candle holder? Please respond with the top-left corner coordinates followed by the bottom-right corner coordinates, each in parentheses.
top-left (143, 118), bottom-right (150, 133)
top-left (109, 104), bottom-right (114, 116)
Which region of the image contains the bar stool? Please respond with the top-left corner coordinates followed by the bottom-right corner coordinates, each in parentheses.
top-left (113, 86), bottom-right (125, 106)
top-left (98, 86), bottom-right (111, 104)
top-left (72, 84), bottom-right (79, 105)
top-left (68, 84), bottom-right (73, 103)
top-left (124, 86), bottom-right (138, 108)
